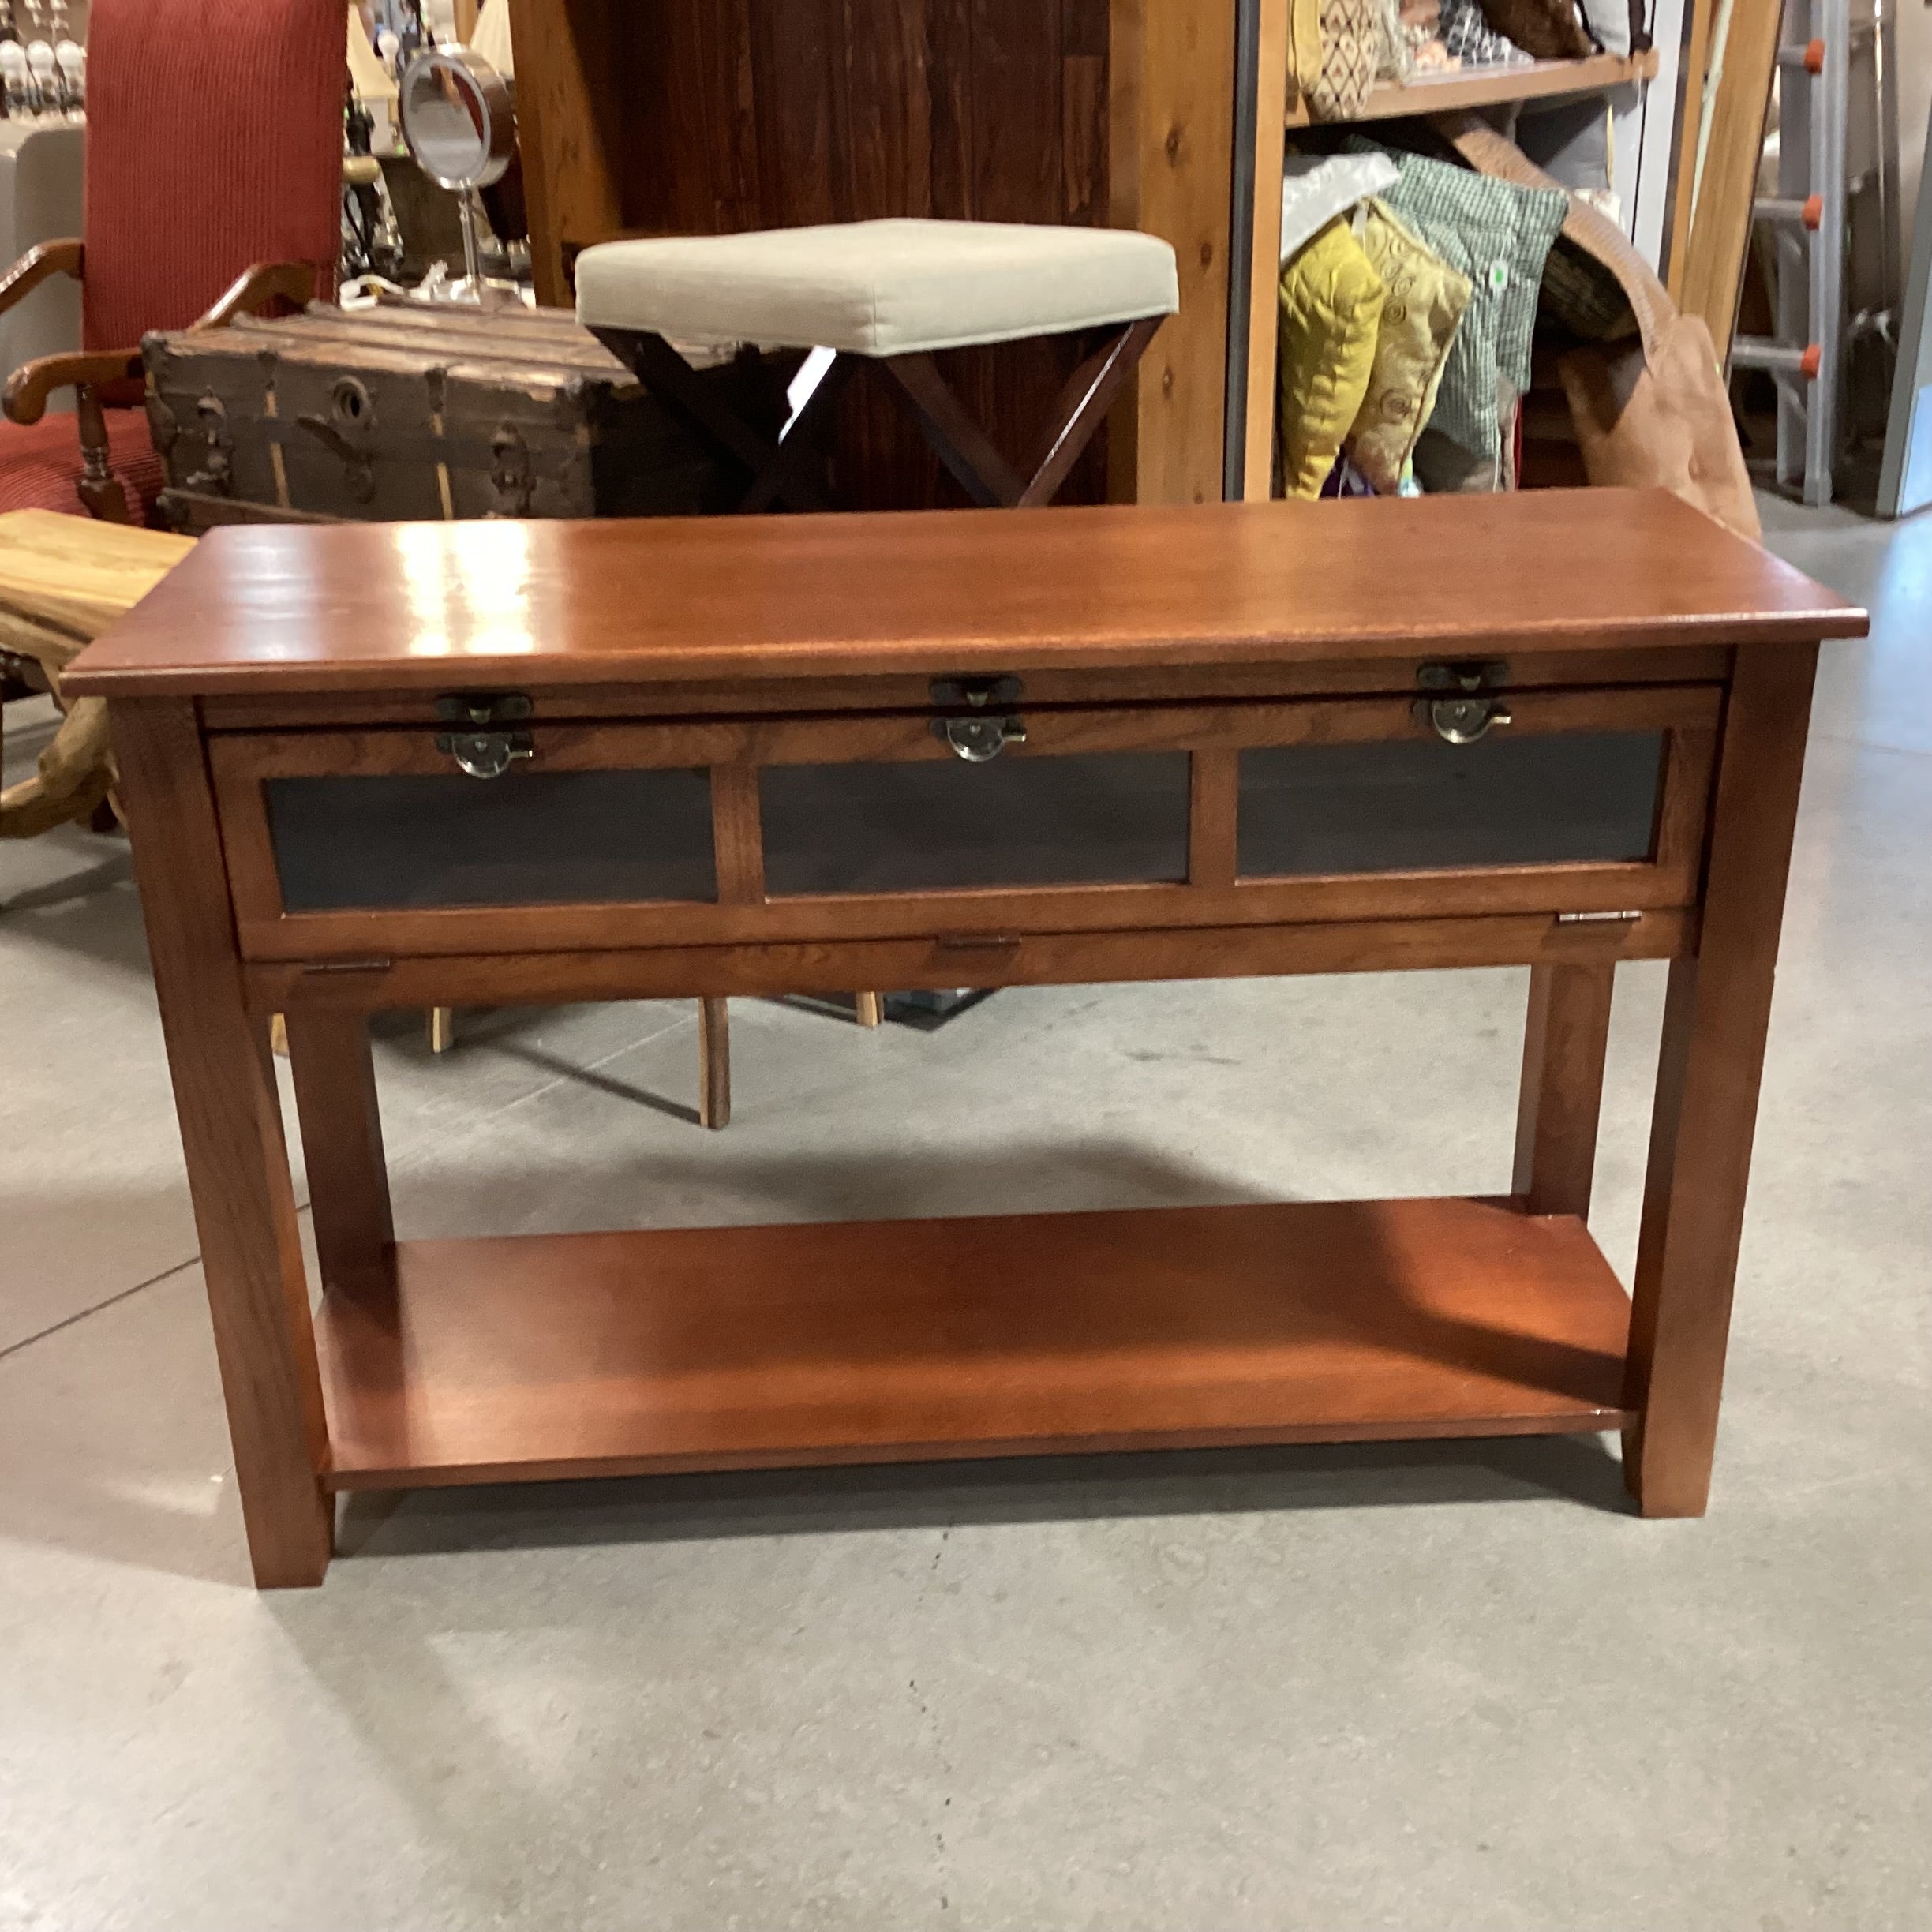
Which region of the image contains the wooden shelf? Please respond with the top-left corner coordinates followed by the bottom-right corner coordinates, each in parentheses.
top-left (1286, 48), bottom-right (1659, 129)
top-left (315, 1196), bottom-right (1634, 1489)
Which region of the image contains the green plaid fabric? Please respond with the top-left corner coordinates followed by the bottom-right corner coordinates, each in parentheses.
top-left (1347, 140), bottom-right (1567, 459)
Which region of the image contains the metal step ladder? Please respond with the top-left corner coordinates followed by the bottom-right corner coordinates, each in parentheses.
top-left (1731, 0), bottom-right (1900, 506)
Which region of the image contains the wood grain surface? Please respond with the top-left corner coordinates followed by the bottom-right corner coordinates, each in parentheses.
top-left (314, 1196), bottom-right (1635, 1487)
top-left (65, 492), bottom-right (1863, 698)
top-left (223, 859), bottom-right (1704, 968)
top-left (193, 645), bottom-right (1739, 730)
top-left (207, 685), bottom-right (1720, 776)
top-left (0, 508), bottom-right (193, 641)
top-left (1674, 0), bottom-right (1782, 358)
top-left (109, 700), bottom-right (334, 1586)
top-left (1623, 643), bottom-right (1820, 1516)
top-left (1243, 0), bottom-right (1292, 500)
top-left (1513, 962), bottom-right (1616, 1217)
top-left (244, 908), bottom-right (1689, 1016)
top-left (284, 1013), bottom-right (395, 1296)
top-left (1108, 0), bottom-right (1237, 504)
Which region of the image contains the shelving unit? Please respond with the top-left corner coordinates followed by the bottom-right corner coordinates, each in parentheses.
top-left (1240, 23), bottom-right (1662, 500)
top-left (1286, 48), bottom-right (1659, 128)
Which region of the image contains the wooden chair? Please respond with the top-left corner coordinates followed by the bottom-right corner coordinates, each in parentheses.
top-left (576, 217), bottom-right (1176, 1122)
top-left (0, 0), bottom-right (344, 838)
top-left (0, 0), bottom-right (345, 528)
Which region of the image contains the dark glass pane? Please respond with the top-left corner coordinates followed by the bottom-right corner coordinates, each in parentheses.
top-left (268, 769), bottom-right (716, 910)
top-left (761, 751), bottom-right (1190, 895)
top-left (1237, 732), bottom-right (1664, 877)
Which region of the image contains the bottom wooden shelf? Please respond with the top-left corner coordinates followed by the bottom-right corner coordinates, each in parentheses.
top-left (314, 1196), bottom-right (1634, 1489)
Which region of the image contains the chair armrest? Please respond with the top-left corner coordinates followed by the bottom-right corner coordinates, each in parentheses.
top-left (0, 238), bottom-right (84, 318)
top-left (0, 255), bottom-right (314, 426)
top-left (3, 348), bottom-right (144, 425)
top-left (195, 260), bottom-right (316, 330)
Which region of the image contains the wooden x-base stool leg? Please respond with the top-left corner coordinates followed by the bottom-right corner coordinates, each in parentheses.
top-left (597, 316), bottom-right (1164, 515)
top-left (590, 329), bottom-right (843, 513)
top-left (874, 315), bottom-right (1164, 507)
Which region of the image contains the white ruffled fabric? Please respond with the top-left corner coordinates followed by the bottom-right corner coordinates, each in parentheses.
top-left (1279, 152), bottom-right (1402, 265)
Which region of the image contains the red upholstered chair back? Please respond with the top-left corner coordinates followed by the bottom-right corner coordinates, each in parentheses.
top-left (80, 0), bottom-right (343, 354)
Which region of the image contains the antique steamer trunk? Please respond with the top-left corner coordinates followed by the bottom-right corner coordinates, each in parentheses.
top-left (142, 301), bottom-right (761, 530)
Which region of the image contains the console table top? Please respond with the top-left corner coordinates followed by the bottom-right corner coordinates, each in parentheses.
top-left (67, 489), bottom-right (1863, 698)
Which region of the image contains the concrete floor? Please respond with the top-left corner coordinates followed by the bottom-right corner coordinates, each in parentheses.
top-left (1, 497), bottom-right (1926, 1930)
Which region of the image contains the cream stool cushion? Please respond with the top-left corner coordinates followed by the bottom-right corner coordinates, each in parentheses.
top-left (575, 218), bottom-right (1178, 356)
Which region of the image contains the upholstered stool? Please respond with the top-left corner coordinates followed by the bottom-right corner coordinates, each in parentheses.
top-left (575, 217), bottom-right (1178, 511)
top-left (579, 218), bottom-right (1176, 1125)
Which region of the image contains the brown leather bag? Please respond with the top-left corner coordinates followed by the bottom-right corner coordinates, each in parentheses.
top-left (1479, 0), bottom-right (1595, 59)
top-left (1439, 117), bottom-right (1760, 540)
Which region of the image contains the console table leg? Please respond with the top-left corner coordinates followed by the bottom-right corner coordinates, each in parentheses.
top-left (1623, 646), bottom-right (1819, 1518)
top-left (110, 699), bottom-right (334, 1587)
top-left (698, 997), bottom-right (731, 1130)
top-left (286, 1013), bottom-right (395, 1297)
top-left (1513, 962), bottom-right (1616, 1218)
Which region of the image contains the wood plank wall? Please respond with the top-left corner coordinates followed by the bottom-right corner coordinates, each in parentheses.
top-left (515, 0), bottom-right (1122, 509)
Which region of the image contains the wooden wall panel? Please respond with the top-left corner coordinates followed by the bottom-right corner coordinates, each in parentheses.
top-left (511, 0), bottom-right (624, 307)
top-left (517, 0), bottom-right (1149, 507)
top-left (1064, 0), bottom-right (1110, 223)
top-left (1108, 0), bottom-right (1237, 505)
top-left (1241, 0), bottom-right (1291, 500)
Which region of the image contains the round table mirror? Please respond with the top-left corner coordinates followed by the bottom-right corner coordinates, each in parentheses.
top-left (398, 47), bottom-right (519, 305)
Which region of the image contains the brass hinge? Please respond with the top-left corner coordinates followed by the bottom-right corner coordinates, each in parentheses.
top-left (434, 691), bottom-right (533, 728)
top-left (1416, 659), bottom-right (1508, 694)
top-left (930, 674), bottom-right (1023, 710)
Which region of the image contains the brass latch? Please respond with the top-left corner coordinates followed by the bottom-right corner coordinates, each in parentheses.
top-left (1413, 695), bottom-right (1512, 744)
top-left (932, 713), bottom-right (1027, 762)
top-left (1414, 662), bottom-right (1511, 743)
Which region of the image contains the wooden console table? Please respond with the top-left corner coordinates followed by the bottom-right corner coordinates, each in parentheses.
top-left (66, 489), bottom-right (1863, 1588)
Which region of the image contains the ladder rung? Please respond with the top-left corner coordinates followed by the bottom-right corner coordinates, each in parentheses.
top-left (1733, 339), bottom-right (1822, 378)
top-left (1754, 195), bottom-right (1822, 230)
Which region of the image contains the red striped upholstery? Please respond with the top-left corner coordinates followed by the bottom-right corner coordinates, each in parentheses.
top-left (0, 410), bottom-right (165, 518)
top-left (81, 0), bottom-right (344, 353)
top-left (0, 0), bottom-right (342, 526)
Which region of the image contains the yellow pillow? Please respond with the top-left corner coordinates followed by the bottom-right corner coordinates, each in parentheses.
top-left (1346, 198), bottom-right (1473, 492)
top-left (1278, 216), bottom-right (1387, 498)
